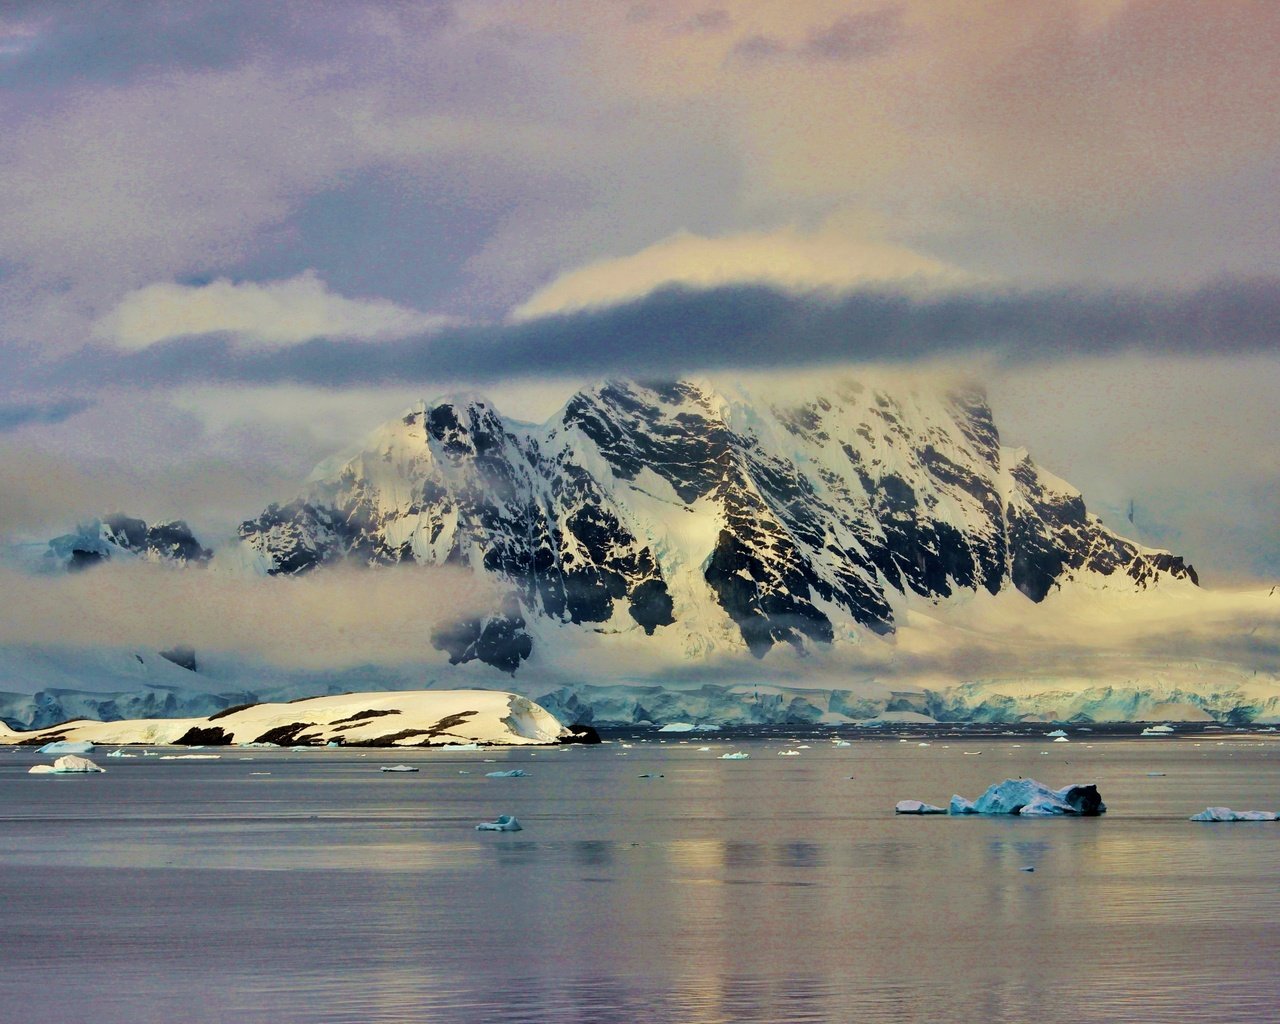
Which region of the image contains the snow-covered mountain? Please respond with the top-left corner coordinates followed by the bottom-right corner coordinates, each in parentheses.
top-left (10, 374), bottom-right (1266, 731)
top-left (46, 514), bottom-right (211, 571)
top-left (234, 377), bottom-right (1196, 672)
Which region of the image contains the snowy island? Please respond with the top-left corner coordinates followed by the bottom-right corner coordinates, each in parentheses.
top-left (0, 690), bottom-right (575, 749)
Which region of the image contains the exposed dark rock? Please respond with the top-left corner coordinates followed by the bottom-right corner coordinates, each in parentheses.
top-left (173, 725), bottom-right (232, 746)
top-left (252, 722), bottom-right (319, 746)
top-left (561, 723), bottom-right (603, 744)
top-left (159, 645), bottom-right (198, 672)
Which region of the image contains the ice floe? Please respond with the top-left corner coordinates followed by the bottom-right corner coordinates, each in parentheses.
top-left (894, 800), bottom-right (946, 815)
top-left (1142, 725), bottom-right (1176, 736)
top-left (475, 814), bottom-right (522, 831)
top-left (1190, 807), bottom-right (1279, 822)
top-left (380, 764), bottom-right (419, 773)
top-left (485, 769), bottom-right (528, 778)
top-left (719, 751), bottom-right (749, 760)
top-left (36, 740), bottom-right (95, 755)
top-left (28, 755), bottom-right (104, 774)
top-left (1046, 730), bottom-right (1068, 738)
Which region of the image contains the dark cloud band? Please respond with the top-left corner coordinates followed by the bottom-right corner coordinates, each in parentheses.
top-left (39, 277), bottom-right (1280, 390)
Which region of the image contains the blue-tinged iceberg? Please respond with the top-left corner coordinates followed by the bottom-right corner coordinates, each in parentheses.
top-left (475, 814), bottom-right (522, 832)
top-left (948, 779), bottom-right (1106, 816)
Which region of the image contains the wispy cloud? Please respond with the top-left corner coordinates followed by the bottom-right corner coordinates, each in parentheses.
top-left (0, 397), bottom-right (92, 432)
top-left (96, 271), bottom-right (454, 349)
top-left (0, 562), bottom-right (498, 670)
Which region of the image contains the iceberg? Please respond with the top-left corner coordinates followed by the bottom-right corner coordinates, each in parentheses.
top-left (719, 751), bottom-right (749, 760)
top-left (1142, 725), bottom-right (1175, 736)
top-left (475, 814), bottom-right (522, 832)
top-left (657, 723), bottom-right (696, 733)
top-left (832, 740), bottom-right (852, 747)
top-left (1190, 807), bottom-right (1279, 822)
top-left (949, 779), bottom-right (1106, 816)
top-left (484, 769), bottom-right (528, 778)
top-left (778, 750), bottom-right (800, 756)
top-left (28, 755), bottom-right (105, 774)
top-left (380, 764), bottom-right (419, 773)
top-left (1046, 729), bottom-right (1068, 738)
top-left (895, 800), bottom-right (947, 815)
top-left (1053, 736), bottom-right (1070, 743)
top-left (36, 740), bottom-right (95, 755)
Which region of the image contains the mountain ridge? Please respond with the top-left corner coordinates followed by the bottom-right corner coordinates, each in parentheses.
top-left (231, 376), bottom-right (1197, 671)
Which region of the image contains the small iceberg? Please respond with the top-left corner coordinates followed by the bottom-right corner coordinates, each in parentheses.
top-left (380, 764), bottom-right (419, 773)
top-left (485, 769), bottom-right (528, 778)
top-left (1046, 729), bottom-right (1068, 738)
top-left (658, 723), bottom-right (696, 733)
top-left (106, 749), bottom-right (134, 758)
top-left (1190, 807), bottom-right (1278, 822)
top-left (1053, 736), bottom-right (1070, 743)
top-left (719, 751), bottom-right (749, 760)
top-left (442, 742), bottom-right (482, 750)
top-left (697, 746), bottom-right (711, 752)
top-left (895, 800), bottom-right (946, 815)
top-left (949, 779), bottom-right (1106, 816)
top-left (778, 750), bottom-right (800, 756)
top-left (475, 814), bottom-right (522, 832)
top-left (36, 740), bottom-right (95, 755)
top-left (1141, 725), bottom-right (1175, 736)
top-left (832, 739), bottom-right (851, 748)
top-left (29, 755), bottom-right (105, 774)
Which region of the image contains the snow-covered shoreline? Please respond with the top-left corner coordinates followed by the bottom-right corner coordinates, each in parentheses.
top-left (0, 690), bottom-right (570, 749)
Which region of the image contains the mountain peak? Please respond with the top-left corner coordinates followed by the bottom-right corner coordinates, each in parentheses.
top-left (233, 375), bottom-right (1196, 671)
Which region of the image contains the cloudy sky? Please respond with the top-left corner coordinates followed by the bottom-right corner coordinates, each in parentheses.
top-left (1, 0), bottom-right (1277, 583)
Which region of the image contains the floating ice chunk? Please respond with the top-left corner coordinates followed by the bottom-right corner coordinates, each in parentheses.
top-left (658, 723), bottom-right (696, 733)
top-left (832, 740), bottom-right (851, 747)
top-left (1190, 807), bottom-right (1279, 822)
top-left (719, 751), bottom-right (749, 760)
top-left (29, 755), bottom-right (105, 774)
top-left (778, 750), bottom-right (800, 756)
top-left (36, 740), bottom-right (94, 755)
top-left (380, 764), bottom-right (419, 773)
top-left (485, 769), bottom-right (528, 778)
top-left (1053, 736), bottom-right (1070, 743)
top-left (159, 754), bottom-right (220, 760)
top-left (950, 779), bottom-right (1105, 816)
top-left (895, 800), bottom-right (946, 815)
top-left (475, 814), bottom-right (522, 831)
top-left (106, 749), bottom-right (135, 758)
top-left (697, 746), bottom-right (712, 752)
top-left (1141, 725), bottom-right (1175, 736)
top-left (442, 742), bottom-right (481, 750)
top-left (1046, 729), bottom-right (1068, 738)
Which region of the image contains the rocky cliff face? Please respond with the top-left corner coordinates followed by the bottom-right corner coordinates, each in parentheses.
top-left (235, 377), bottom-right (1197, 671)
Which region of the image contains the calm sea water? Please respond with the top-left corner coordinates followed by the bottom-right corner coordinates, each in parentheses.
top-left (3, 730), bottom-right (1280, 1023)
